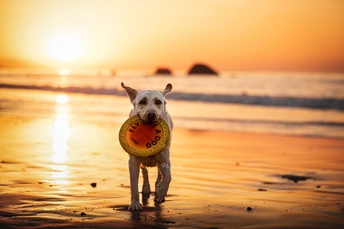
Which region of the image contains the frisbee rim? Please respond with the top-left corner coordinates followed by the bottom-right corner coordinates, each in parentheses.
top-left (119, 114), bottom-right (170, 157)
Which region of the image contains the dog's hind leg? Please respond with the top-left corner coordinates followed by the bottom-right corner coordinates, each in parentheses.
top-left (155, 161), bottom-right (171, 203)
top-left (155, 168), bottom-right (162, 191)
top-left (141, 166), bottom-right (151, 200)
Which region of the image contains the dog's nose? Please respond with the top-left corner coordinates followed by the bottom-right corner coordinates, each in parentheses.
top-left (147, 112), bottom-right (156, 121)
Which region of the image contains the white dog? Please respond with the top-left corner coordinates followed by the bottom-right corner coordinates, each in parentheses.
top-left (121, 82), bottom-right (173, 211)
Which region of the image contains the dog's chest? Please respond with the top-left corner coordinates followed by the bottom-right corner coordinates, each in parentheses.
top-left (140, 156), bottom-right (157, 167)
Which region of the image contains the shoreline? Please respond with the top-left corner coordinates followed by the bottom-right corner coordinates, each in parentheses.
top-left (1, 112), bottom-right (344, 140)
top-left (1, 114), bottom-right (344, 229)
top-left (1, 86), bottom-right (344, 139)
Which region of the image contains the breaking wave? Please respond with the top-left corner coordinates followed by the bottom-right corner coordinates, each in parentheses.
top-left (1, 83), bottom-right (344, 110)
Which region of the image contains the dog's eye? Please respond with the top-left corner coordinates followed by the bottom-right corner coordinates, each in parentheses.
top-left (139, 100), bottom-right (147, 105)
top-left (155, 100), bottom-right (162, 105)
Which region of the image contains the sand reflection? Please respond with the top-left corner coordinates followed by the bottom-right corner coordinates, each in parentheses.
top-left (51, 94), bottom-right (70, 185)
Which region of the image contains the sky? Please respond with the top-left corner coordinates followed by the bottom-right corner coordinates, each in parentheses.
top-left (0, 0), bottom-right (343, 72)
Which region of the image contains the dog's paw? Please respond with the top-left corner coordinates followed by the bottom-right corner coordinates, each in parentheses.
top-left (154, 187), bottom-right (168, 203)
top-left (128, 202), bottom-right (143, 211)
top-left (154, 196), bottom-right (165, 204)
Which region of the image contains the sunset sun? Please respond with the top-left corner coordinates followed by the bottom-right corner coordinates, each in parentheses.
top-left (44, 30), bottom-right (84, 62)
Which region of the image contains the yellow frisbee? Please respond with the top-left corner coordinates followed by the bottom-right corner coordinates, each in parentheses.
top-left (119, 114), bottom-right (171, 157)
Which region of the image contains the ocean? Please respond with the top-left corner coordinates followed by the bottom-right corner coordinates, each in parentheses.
top-left (1, 69), bottom-right (344, 138)
top-left (1, 69), bottom-right (344, 228)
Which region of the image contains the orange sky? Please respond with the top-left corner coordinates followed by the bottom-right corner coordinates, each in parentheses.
top-left (0, 0), bottom-right (343, 72)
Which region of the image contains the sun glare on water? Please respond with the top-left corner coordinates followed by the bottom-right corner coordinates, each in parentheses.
top-left (56, 94), bottom-right (69, 104)
top-left (58, 68), bottom-right (71, 76)
top-left (52, 94), bottom-right (70, 164)
top-left (44, 29), bottom-right (84, 62)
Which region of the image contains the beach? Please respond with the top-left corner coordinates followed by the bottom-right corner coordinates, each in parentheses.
top-left (0, 72), bottom-right (344, 228)
top-left (1, 113), bottom-right (343, 228)
top-left (1, 0), bottom-right (344, 227)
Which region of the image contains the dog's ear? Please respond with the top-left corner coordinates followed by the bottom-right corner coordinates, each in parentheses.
top-left (121, 82), bottom-right (137, 102)
top-left (161, 83), bottom-right (172, 96)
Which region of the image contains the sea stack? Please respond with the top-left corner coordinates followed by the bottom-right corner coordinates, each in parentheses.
top-left (188, 63), bottom-right (218, 76)
top-left (154, 68), bottom-right (172, 75)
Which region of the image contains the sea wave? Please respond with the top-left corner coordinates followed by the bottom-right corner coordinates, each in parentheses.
top-left (173, 116), bottom-right (344, 138)
top-left (176, 116), bottom-right (344, 127)
top-left (1, 83), bottom-right (344, 110)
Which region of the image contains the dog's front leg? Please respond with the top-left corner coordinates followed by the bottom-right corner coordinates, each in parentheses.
top-left (128, 158), bottom-right (142, 210)
top-left (155, 160), bottom-right (171, 203)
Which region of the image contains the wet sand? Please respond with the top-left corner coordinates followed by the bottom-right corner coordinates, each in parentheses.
top-left (0, 115), bottom-right (344, 229)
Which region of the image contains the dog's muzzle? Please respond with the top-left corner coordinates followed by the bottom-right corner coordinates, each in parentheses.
top-left (147, 112), bottom-right (157, 121)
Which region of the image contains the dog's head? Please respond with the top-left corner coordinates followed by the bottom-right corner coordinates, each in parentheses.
top-left (121, 82), bottom-right (172, 122)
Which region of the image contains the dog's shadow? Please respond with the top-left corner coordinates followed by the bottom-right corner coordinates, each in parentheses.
top-left (111, 192), bottom-right (175, 223)
top-left (113, 185), bottom-right (176, 225)
top-left (112, 203), bottom-right (174, 226)
top-left (142, 191), bottom-right (166, 206)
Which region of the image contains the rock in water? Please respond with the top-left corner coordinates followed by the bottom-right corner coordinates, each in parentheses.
top-left (155, 68), bottom-right (172, 75)
top-left (188, 63), bottom-right (218, 75)
top-left (90, 182), bottom-right (97, 188)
